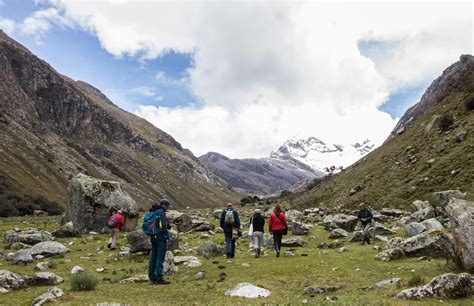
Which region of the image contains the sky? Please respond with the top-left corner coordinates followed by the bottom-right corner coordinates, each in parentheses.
top-left (0, 0), bottom-right (472, 158)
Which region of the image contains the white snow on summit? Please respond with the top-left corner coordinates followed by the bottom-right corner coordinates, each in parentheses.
top-left (270, 137), bottom-right (375, 174)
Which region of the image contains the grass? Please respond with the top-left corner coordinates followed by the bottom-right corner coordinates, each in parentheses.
top-left (0, 214), bottom-right (473, 305)
top-left (70, 272), bottom-right (98, 291)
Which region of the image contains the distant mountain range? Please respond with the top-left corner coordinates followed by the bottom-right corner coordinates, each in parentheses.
top-left (199, 137), bottom-right (375, 194)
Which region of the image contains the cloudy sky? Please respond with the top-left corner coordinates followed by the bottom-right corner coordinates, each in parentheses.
top-left (1, 1), bottom-right (472, 158)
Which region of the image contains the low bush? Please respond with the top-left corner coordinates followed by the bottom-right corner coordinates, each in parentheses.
top-left (466, 97), bottom-right (474, 111)
top-left (408, 272), bottom-right (424, 287)
top-left (438, 114), bottom-right (454, 131)
top-left (70, 272), bottom-right (98, 291)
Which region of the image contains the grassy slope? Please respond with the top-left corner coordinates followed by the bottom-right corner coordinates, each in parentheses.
top-left (289, 89), bottom-right (474, 210)
top-left (0, 215), bottom-right (472, 305)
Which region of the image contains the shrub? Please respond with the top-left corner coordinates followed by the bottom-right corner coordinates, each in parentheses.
top-left (70, 272), bottom-right (98, 291)
top-left (408, 273), bottom-right (424, 287)
top-left (466, 97), bottom-right (474, 111)
top-left (438, 114), bottom-right (454, 131)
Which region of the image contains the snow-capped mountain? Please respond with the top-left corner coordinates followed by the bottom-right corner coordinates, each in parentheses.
top-left (270, 137), bottom-right (375, 174)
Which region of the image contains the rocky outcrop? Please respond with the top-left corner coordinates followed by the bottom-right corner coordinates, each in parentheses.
top-left (32, 286), bottom-right (64, 306)
top-left (166, 211), bottom-right (193, 232)
top-left (398, 229), bottom-right (454, 258)
top-left (397, 273), bottom-right (473, 299)
top-left (0, 270), bottom-right (25, 291)
top-left (65, 174), bottom-right (139, 233)
top-left (11, 250), bottom-right (33, 265)
top-left (291, 221), bottom-right (309, 235)
top-left (282, 237), bottom-right (306, 247)
top-left (3, 229), bottom-right (54, 247)
top-left (126, 228), bottom-right (178, 253)
top-left (445, 198), bottom-right (474, 271)
top-left (51, 222), bottom-right (78, 238)
top-left (323, 214), bottom-right (358, 231)
top-left (29, 272), bottom-right (64, 286)
top-left (329, 228), bottom-right (348, 239)
top-left (197, 243), bottom-right (224, 258)
top-left (29, 241), bottom-right (69, 258)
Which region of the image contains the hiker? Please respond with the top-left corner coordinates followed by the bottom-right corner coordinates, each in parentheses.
top-left (143, 199), bottom-right (172, 285)
top-left (220, 203), bottom-right (241, 258)
top-left (107, 208), bottom-right (125, 250)
top-left (248, 209), bottom-right (265, 258)
top-left (357, 203), bottom-right (373, 245)
top-left (269, 203), bottom-right (288, 257)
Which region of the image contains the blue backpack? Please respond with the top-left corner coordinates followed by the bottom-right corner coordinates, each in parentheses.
top-left (142, 210), bottom-right (163, 236)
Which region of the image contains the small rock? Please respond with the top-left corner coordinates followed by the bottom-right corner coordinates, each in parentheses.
top-left (304, 285), bottom-right (340, 294)
top-left (31, 286), bottom-right (64, 306)
top-left (338, 247), bottom-right (348, 253)
top-left (71, 266), bottom-right (85, 275)
top-left (35, 261), bottom-right (51, 271)
top-left (225, 283), bottom-right (271, 298)
top-left (193, 272), bottom-right (205, 280)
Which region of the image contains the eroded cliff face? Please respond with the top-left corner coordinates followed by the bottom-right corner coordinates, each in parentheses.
top-left (0, 30), bottom-right (236, 214)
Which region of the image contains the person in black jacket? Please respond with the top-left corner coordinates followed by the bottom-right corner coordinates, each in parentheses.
top-left (220, 203), bottom-right (241, 258)
top-left (357, 203), bottom-right (374, 245)
top-left (249, 209), bottom-right (265, 258)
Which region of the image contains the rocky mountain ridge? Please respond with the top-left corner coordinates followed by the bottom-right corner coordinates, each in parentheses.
top-left (0, 30), bottom-right (236, 215)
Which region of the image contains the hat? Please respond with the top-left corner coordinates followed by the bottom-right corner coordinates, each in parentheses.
top-left (151, 203), bottom-right (160, 211)
top-left (117, 209), bottom-right (123, 214)
top-left (254, 209), bottom-right (261, 214)
top-left (359, 203), bottom-right (365, 208)
top-left (226, 203), bottom-right (233, 208)
top-left (160, 198), bottom-right (171, 207)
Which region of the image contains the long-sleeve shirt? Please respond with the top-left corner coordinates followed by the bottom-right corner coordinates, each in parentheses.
top-left (249, 214), bottom-right (265, 232)
top-left (220, 209), bottom-right (241, 237)
top-left (357, 208), bottom-right (373, 224)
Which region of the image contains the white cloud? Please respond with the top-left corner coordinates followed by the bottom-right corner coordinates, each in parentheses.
top-left (0, 18), bottom-right (16, 35)
top-left (14, 1), bottom-right (473, 157)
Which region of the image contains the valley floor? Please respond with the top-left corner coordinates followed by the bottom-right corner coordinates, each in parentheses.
top-left (0, 215), bottom-right (472, 305)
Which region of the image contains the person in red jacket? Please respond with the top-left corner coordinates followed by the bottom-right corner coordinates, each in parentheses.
top-left (107, 208), bottom-right (125, 250)
top-left (269, 203), bottom-right (287, 257)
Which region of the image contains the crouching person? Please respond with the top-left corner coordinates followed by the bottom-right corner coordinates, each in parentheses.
top-left (143, 199), bottom-right (172, 284)
top-left (357, 203), bottom-right (373, 245)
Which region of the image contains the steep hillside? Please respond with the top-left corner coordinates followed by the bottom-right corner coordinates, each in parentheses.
top-left (0, 30), bottom-right (237, 215)
top-left (199, 152), bottom-right (321, 194)
top-left (289, 55), bottom-right (474, 210)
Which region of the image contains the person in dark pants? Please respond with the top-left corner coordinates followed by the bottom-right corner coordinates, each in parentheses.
top-left (249, 209), bottom-right (265, 258)
top-left (148, 199), bottom-right (172, 285)
top-left (357, 203), bottom-right (373, 245)
top-left (220, 203), bottom-right (241, 258)
top-left (269, 203), bottom-right (287, 257)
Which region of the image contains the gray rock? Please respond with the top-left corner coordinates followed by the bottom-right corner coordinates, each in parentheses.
top-left (285, 210), bottom-right (304, 222)
top-left (384, 237), bottom-right (404, 250)
top-left (191, 220), bottom-right (215, 232)
top-left (323, 214), bottom-right (358, 231)
top-left (368, 278), bottom-right (401, 289)
top-left (29, 241), bottom-right (69, 257)
top-left (347, 231), bottom-right (364, 242)
top-left (432, 190), bottom-right (465, 209)
top-left (398, 229), bottom-right (455, 258)
top-left (420, 218), bottom-right (444, 231)
top-left (119, 275), bottom-right (149, 284)
top-left (410, 207), bottom-right (435, 222)
top-left (212, 209), bottom-right (223, 219)
top-left (35, 261), bottom-right (52, 271)
top-left (193, 271), bottom-right (205, 280)
top-left (29, 272), bottom-right (64, 286)
top-left (51, 222), bottom-right (78, 238)
top-left (163, 251), bottom-right (178, 275)
top-left (392, 216), bottom-right (411, 231)
top-left (32, 286), bottom-right (64, 306)
top-left (3, 229), bottom-right (54, 247)
top-left (380, 208), bottom-right (408, 217)
top-left (197, 243), bottom-right (224, 257)
top-left (64, 174), bottom-right (139, 233)
top-left (304, 285), bottom-right (340, 294)
top-left (71, 266), bottom-right (85, 275)
top-left (12, 250), bottom-right (33, 265)
top-left (126, 229), bottom-right (178, 253)
top-left (405, 222), bottom-right (427, 237)
top-left (11, 242), bottom-right (32, 251)
top-left (225, 283), bottom-right (271, 298)
top-left (174, 256), bottom-right (202, 268)
top-left (329, 228), bottom-right (348, 239)
top-left (445, 198), bottom-right (474, 271)
top-left (375, 247), bottom-right (405, 261)
top-left (338, 247), bottom-right (348, 253)
top-left (291, 221), bottom-right (309, 235)
top-left (372, 223), bottom-right (396, 236)
top-left (397, 273), bottom-right (473, 299)
top-left (166, 210), bottom-right (193, 232)
top-left (455, 131), bottom-right (466, 142)
top-left (263, 233), bottom-right (274, 249)
top-left (0, 270), bottom-right (25, 290)
top-left (0, 287), bottom-right (8, 293)
top-left (410, 200), bottom-right (431, 213)
top-left (281, 237), bottom-right (306, 247)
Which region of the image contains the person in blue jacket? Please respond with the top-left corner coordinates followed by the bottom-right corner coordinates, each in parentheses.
top-left (220, 203), bottom-right (241, 258)
top-left (148, 199), bottom-right (172, 285)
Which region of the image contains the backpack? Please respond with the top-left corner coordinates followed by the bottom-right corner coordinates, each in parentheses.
top-left (224, 209), bottom-right (235, 225)
top-left (142, 210), bottom-right (163, 236)
top-left (107, 214), bottom-right (117, 229)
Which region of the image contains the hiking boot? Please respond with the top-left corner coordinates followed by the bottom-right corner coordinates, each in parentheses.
top-left (276, 250), bottom-right (280, 258)
top-left (155, 279), bottom-right (171, 285)
top-left (107, 243), bottom-right (111, 249)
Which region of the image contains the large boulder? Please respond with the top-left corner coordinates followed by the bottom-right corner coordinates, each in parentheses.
top-left (166, 210), bottom-right (193, 232)
top-left (432, 190), bottom-right (465, 210)
top-left (380, 208), bottom-right (409, 217)
top-left (281, 237), bottom-right (306, 247)
top-left (3, 229), bottom-right (54, 247)
top-left (384, 237), bottom-right (404, 250)
top-left (51, 222), bottom-right (78, 238)
top-left (0, 270), bottom-right (25, 290)
top-left (32, 286), bottom-right (64, 306)
top-left (329, 228), bottom-right (348, 239)
top-left (420, 218), bottom-right (444, 231)
top-left (225, 283), bottom-right (271, 298)
top-left (398, 229), bottom-right (454, 258)
top-left (29, 272), bottom-right (64, 286)
top-left (191, 220), bottom-right (215, 232)
top-left (410, 207), bottom-right (435, 222)
top-left (126, 229), bottom-right (178, 253)
top-left (323, 214), bottom-right (358, 231)
top-left (64, 174), bottom-right (139, 233)
top-left (11, 250), bottom-right (33, 265)
top-left (212, 209), bottom-right (223, 219)
top-left (396, 273), bottom-right (473, 299)
top-left (291, 221), bottom-right (309, 235)
top-left (285, 210), bottom-right (304, 222)
top-left (347, 231), bottom-right (364, 242)
top-left (405, 222), bottom-right (427, 237)
top-left (375, 247), bottom-right (404, 261)
top-left (372, 223), bottom-right (396, 236)
top-left (445, 198), bottom-right (474, 271)
top-left (197, 243), bottom-right (224, 257)
top-left (29, 241), bottom-right (69, 258)
top-left (163, 251), bottom-right (178, 275)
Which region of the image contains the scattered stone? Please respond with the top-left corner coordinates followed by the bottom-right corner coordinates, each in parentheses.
top-left (398, 229), bottom-right (454, 258)
top-left (64, 174), bottom-right (139, 233)
top-left (384, 237), bottom-right (404, 250)
top-left (372, 223), bottom-right (396, 236)
top-left (323, 214), bottom-right (358, 231)
top-left (445, 198), bottom-right (474, 271)
top-left (349, 185), bottom-right (362, 196)
top-left (96, 268), bottom-right (105, 273)
top-left (329, 228), bottom-right (348, 239)
top-left (338, 247), bottom-right (348, 253)
top-left (432, 190), bottom-right (465, 214)
top-left (174, 256), bottom-right (202, 268)
top-left (375, 247), bottom-right (405, 261)
top-left (3, 229), bottom-right (54, 247)
top-left (291, 221), bottom-right (309, 235)
top-left (71, 266), bottom-right (85, 275)
top-left (0, 270), bottom-right (25, 290)
top-left (455, 131), bottom-right (466, 142)
top-left (31, 286), bottom-right (64, 306)
top-left (199, 234), bottom-right (210, 239)
top-left (166, 210), bottom-right (193, 232)
top-left (318, 240), bottom-right (342, 249)
top-left (410, 207), bottom-right (435, 222)
top-left (225, 283), bottom-right (271, 298)
top-left (347, 231), bottom-right (364, 242)
top-left (126, 229), bottom-right (178, 253)
top-left (405, 222), bottom-right (427, 237)
top-left (12, 250), bottom-right (33, 265)
top-left (163, 251), bottom-right (178, 275)
top-left (29, 272), bottom-right (64, 286)
top-left (119, 275), bottom-right (149, 284)
top-left (375, 235), bottom-right (388, 242)
top-left (380, 208), bottom-right (408, 217)
top-left (282, 237), bottom-right (306, 247)
top-left (242, 263), bottom-right (251, 268)
top-left (368, 278), bottom-right (401, 290)
top-left (304, 285), bottom-right (340, 294)
top-left (420, 218), bottom-right (444, 231)
top-left (410, 200), bottom-right (431, 213)
top-left (29, 241), bottom-right (69, 257)
top-left (10, 242), bottom-right (32, 251)
top-left (285, 210), bottom-right (304, 222)
top-left (284, 251), bottom-right (295, 257)
top-left (35, 261), bottom-right (52, 271)
top-left (397, 273), bottom-right (473, 299)
top-left (212, 209), bottom-right (223, 219)
top-left (197, 243), bottom-right (225, 257)
top-left (193, 272), bottom-right (205, 280)
top-left (51, 221), bottom-right (78, 238)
